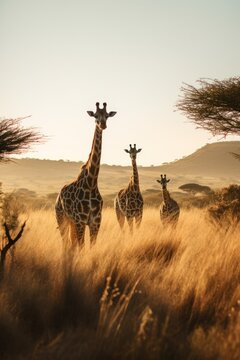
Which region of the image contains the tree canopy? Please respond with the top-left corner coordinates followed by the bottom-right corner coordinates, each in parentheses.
top-left (179, 183), bottom-right (213, 196)
top-left (0, 117), bottom-right (42, 162)
top-left (176, 77), bottom-right (240, 136)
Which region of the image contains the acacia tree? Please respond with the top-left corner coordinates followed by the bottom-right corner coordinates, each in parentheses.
top-left (179, 183), bottom-right (213, 196)
top-left (176, 77), bottom-right (240, 136)
top-left (0, 117), bottom-right (42, 162)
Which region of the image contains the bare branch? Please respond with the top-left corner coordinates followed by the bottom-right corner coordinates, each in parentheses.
top-left (0, 221), bottom-right (26, 277)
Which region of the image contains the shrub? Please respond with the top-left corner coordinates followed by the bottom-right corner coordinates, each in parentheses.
top-left (207, 184), bottom-right (240, 226)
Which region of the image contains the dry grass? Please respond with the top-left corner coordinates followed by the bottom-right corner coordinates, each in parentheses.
top-left (0, 207), bottom-right (240, 359)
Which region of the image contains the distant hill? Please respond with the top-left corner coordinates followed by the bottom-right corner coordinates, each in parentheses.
top-left (159, 141), bottom-right (240, 177)
top-left (0, 141), bottom-right (239, 196)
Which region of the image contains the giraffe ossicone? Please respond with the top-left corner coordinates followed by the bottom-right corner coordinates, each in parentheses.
top-left (55, 102), bottom-right (117, 247)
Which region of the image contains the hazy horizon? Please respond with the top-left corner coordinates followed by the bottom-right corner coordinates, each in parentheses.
top-left (10, 139), bottom-right (240, 168)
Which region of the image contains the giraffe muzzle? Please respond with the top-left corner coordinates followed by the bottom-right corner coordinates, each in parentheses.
top-left (100, 123), bottom-right (107, 130)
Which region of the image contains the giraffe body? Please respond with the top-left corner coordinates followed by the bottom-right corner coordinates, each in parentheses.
top-left (157, 174), bottom-right (180, 226)
top-left (58, 182), bottom-right (102, 225)
top-left (114, 144), bottom-right (143, 232)
top-left (55, 103), bottom-right (116, 247)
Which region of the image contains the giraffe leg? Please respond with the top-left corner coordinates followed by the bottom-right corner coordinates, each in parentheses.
top-left (114, 197), bottom-right (125, 229)
top-left (89, 222), bottom-right (101, 246)
top-left (55, 195), bottom-right (64, 226)
top-left (69, 222), bottom-right (86, 248)
top-left (61, 222), bottom-right (85, 277)
top-left (135, 211), bottom-right (143, 228)
top-left (126, 216), bottom-right (134, 234)
top-left (55, 196), bottom-right (69, 240)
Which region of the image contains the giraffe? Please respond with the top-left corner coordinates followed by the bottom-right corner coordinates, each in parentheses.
top-left (55, 102), bottom-right (117, 247)
top-left (157, 174), bottom-right (180, 226)
top-left (114, 144), bottom-right (144, 232)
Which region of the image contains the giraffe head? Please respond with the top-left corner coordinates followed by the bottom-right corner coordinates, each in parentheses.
top-left (87, 102), bottom-right (117, 130)
top-left (157, 174), bottom-right (170, 189)
top-left (124, 144), bottom-right (142, 160)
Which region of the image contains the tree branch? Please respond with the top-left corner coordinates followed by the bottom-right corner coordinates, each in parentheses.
top-left (0, 117), bottom-right (44, 162)
top-left (0, 221), bottom-right (26, 277)
top-left (176, 77), bottom-right (240, 136)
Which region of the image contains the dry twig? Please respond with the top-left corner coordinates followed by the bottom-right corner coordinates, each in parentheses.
top-left (0, 221), bottom-right (26, 278)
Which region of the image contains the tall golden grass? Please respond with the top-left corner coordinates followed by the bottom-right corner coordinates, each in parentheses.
top-left (1, 207), bottom-right (240, 359)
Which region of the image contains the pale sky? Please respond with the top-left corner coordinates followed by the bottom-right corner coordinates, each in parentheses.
top-left (1, 0), bottom-right (240, 165)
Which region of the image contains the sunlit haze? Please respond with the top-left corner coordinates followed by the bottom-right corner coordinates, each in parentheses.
top-left (1, 0), bottom-right (240, 165)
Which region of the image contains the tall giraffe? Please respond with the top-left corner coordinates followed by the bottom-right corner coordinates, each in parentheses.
top-left (55, 102), bottom-right (117, 247)
top-left (114, 144), bottom-right (144, 232)
top-left (157, 174), bottom-right (180, 226)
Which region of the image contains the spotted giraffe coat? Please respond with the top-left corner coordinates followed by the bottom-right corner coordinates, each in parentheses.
top-left (114, 145), bottom-right (143, 231)
top-left (55, 102), bottom-right (116, 246)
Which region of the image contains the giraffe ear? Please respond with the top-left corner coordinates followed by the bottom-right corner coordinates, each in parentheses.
top-left (87, 111), bottom-right (95, 117)
top-left (108, 111), bottom-right (117, 117)
top-left (167, 179), bottom-right (170, 183)
top-left (137, 149), bottom-right (142, 153)
top-left (124, 149), bottom-right (130, 153)
top-left (156, 179), bottom-right (161, 183)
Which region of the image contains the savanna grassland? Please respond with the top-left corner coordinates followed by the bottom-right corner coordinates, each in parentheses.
top-left (1, 141), bottom-right (240, 196)
top-left (0, 207), bottom-right (240, 359)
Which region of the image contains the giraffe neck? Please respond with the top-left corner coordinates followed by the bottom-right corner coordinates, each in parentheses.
top-left (84, 125), bottom-right (103, 188)
top-left (162, 187), bottom-right (170, 205)
top-left (129, 158), bottom-right (140, 190)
